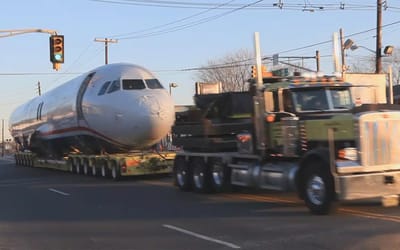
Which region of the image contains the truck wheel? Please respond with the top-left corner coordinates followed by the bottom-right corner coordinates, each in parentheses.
top-left (302, 163), bottom-right (336, 215)
top-left (192, 158), bottom-right (212, 193)
top-left (111, 162), bottom-right (121, 181)
top-left (173, 156), bottom-right (192, 191)
top-left (209, 158), bottom-right (230, 192)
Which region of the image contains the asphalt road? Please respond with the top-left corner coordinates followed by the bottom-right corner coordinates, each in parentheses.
top-left (0, 157), bottom-right (399, 250)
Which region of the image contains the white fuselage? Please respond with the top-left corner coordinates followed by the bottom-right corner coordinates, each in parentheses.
top-left (9, 63), bottom-right (175, 154)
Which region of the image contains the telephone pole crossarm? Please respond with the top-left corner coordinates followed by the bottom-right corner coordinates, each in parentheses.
top-left (94, 38), bottom-right (118, 65)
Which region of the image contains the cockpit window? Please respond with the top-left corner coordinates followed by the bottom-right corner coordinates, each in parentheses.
top-left (107, 80), bottom-right (121, 93)
top-left (98, 81), bottom-right (111, 96)
top-left (145, 79), bottom-right (163, 89)
top-left (122, 79), bottom-right (146, 90)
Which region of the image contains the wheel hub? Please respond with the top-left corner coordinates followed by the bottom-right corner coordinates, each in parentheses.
top-left (306, 175), bottom-right (326, 205)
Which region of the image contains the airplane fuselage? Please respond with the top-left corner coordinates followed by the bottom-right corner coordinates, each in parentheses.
top-left (9, 63), bottom-right (175, 156)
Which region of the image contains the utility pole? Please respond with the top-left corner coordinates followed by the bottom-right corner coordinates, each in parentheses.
top-left (37, 81), bottom-right (41, 96)
top-left (376, 0), bottom-right (382, 73)
top-left (316, 50), bottom-right (320, 72)
top-left (1, 119), bottom-right (4, 157)
top-left (340, 28), bottom-right (345, 74)
top-left (94, 38), bottom-right (118, 65)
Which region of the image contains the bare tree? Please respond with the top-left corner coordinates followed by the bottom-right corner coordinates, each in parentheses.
top-left (197, 49), bottom-right (253, 92)
top-left (348, 47), bottom-right (400, 84)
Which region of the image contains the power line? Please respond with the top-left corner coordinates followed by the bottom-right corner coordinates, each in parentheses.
top-left (110, 0), bottom-right (236, 39)
top-left (90, 0), bottom-right (389, 11)
top-left (114, 0), bottom-right (265, 39)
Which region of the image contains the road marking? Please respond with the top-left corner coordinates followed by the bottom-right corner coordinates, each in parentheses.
top-left (223, 193), bottom-right (400, 224)
top-left (163, 224), bottom-right (241, 249)
top-left (141, 180), bottom-right (172, 187)
top-left (222, 193), bottom-right (299, 205)
top-left (339, 208), bottom-right (400, 223)
top-left (48, 188), bottom-right (70, 196)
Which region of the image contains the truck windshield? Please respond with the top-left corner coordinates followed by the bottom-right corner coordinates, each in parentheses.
top-left (293, 88), bottom-right (352, 112)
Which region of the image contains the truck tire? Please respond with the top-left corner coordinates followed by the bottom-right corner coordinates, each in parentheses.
top-left (173, 156), bottom-right (192, 191)
top-left (302, 162), bottom-right (336, 215)
top-left (209, 158), bottom-right (230, 192)
top-left (192, 157), bottom-right (212, 193)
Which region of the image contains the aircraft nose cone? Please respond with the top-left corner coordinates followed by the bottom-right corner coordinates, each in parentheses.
top-left (137, 93), bottom-right (175, 145)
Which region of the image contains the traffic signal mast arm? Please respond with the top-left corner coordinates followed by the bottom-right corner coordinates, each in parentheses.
top-left (0, 28), bottom-right (58, 38)
top-left (0, 29), bottom-right (63, 71)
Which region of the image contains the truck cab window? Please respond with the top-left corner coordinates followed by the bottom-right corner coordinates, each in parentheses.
top-left (122, 79), bottom-right (146, 90)
top-left (295, 89), bottom-right (328, 111)
top-left (107, 80), bottom-right (121, 93)
top-left (329, 88), bottom-right (353, 109)
top-left (283, 90), bottom-right (294, 112)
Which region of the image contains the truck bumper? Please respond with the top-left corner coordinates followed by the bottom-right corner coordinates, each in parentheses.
top-left (336, 170), bottom-right (400, 200)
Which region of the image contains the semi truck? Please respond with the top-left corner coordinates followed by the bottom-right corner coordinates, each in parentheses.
top-left (171, 75), bottom-right (400, 214)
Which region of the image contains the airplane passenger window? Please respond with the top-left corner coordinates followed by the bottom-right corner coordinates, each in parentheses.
top-left (107, 80), bottom-right (121, 93)
top-left (145, 79), bottom-right (163, 89)
top-left (122, 79), bottom-right (146, 90)
top-left (98, 81), bottom-right (111, 95)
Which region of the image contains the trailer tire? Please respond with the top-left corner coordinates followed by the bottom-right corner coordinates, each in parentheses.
top-left (173, 156), bottom-right (192, 191)
top-left (101, 161), bottom-right (109, 178)
top-left (192, 157), bottom-right (212, 193)
top-left (92, 166), bottom-right (98, 176)
top-left (75, 161), bottom-right (83, 174)
top-left (302, 162), bottom-right (336, 215)
top-left (110, 162), bottom-right (121, 181)
top-left (68, 159), bottom-right (75, 173)
top-left (84, 160), bottom-right (91, 175)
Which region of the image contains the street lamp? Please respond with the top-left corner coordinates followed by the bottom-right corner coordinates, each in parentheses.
top-left (350, 44), bottom-right (394, 56)
top-left (169, 82), bottom-right (178, 95)
top-left (344, 38), bottom-right (394, 73)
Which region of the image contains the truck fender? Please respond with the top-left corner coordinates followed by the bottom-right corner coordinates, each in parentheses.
top-left (295, 148), bottom-right (332, 200)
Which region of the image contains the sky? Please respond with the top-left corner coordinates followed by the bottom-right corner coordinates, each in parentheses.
top-left (1, 0), bottom-right (400, 139)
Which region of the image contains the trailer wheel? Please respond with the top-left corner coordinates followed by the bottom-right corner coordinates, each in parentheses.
top-left (101, 161), bottom-right (109, 178)
top-left (173, 156), bottom-right (192, 191)
top-left (92, 166), bottom-right (98, 176)
top-left (75, 161), bottom-right (83, 174)
top-left (111, 162), bottom-right (121, 181)
top-left (83, 161), bottom-right (90, 175)
top-left (192, 157), bottom-right (212, 193)
top-left (209, 158), bottom-right (230, 192)
top-left (302, 162), bottom-right (336, 215)
top-left (68, 159), bottom-right (75, 173)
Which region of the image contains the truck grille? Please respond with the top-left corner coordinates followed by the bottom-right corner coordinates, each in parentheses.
top-left (359, 112), bottom-right (400, 166)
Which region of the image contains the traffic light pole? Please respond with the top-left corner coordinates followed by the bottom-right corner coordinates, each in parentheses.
top-left (0, 29), bottom-right (64, 71)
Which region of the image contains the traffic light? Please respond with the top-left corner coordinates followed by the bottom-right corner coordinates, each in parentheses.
top-left (251, 65), bottom-right (257, 78)
top-left (49, 35), bottom-right (64, 64)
